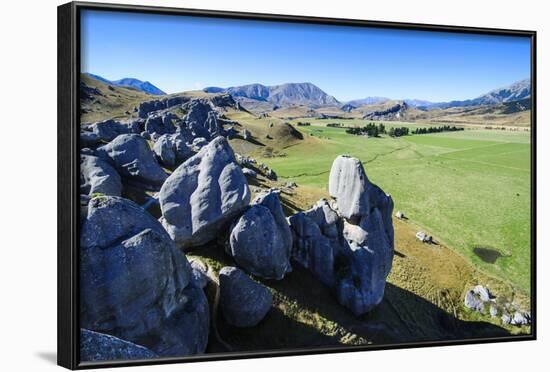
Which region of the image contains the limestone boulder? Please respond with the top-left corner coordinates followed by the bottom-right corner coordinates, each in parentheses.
top-left (159, 136), bottom-right (250, 248)
top-left (80, 329), bottom-right (157, 362)
top-left (80, 196), bottom-right (209, 357)
top-left (96, 134), bottom-right (168, 190)
top-left (219, 266), bottom-right (272, 327)
top-left (228, 191), bottom-right (292, 280)
top-left (80, 154), bottom-right (122, 197)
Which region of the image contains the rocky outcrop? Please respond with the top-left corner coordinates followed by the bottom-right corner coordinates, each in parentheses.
top-left (228, 191), bottom-right (292, 280)
top-left (138, 96), bottom-right (190, 119)
top-left (159, 136), bottom-right (250, 248)
top-left (96, 134), bottom-right (168, 190)
top-left (80, 154), bottom-right (122, 197)
top-left (363, 102), bottom-right (409, 121)
top-left (289, 156), bottom-right (394, 316)
top-left (219, 266), bottom-right (273, 327)
top-left (328, 155), bottom-right (370, 220)
top-left (464, 285), bottom-right (530, 327)
top-left (80, 196), bottom-right (209, 357)
top-left (183, 100), bottom-right (223, 140)
top-left (288, 200), bottom-right (341, 288)
top-left (152, 133), bottom-right (195, 168)
top-left (80, 131), bottom-right (101, 147)
top-left (80, 329), bottom-right (157, 362)
top-left (86, 119), bottom-right (131, 142)
top-left (145, 112), bottom-right (178, 135)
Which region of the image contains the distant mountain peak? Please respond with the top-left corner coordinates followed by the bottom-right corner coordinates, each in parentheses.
top-left (205, 82), bottom-right (339, 108)
top-left (84, 73), bottom-right (166, 96)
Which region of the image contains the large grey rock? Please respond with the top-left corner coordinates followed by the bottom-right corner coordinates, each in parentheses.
top-left (80, 131), bottom-right (101, 147)
top-left (153, 133), bottom-right (195, 168)
top-left (159, 136), bottom-right (250, 248)
top-left (328, 155), bottom-right (371, 220)
top-left (145, 113), bottom-right (177, 135)
top-left (138, 96), bottom-right (190, 118)
top-left (153, 134), bottom-right (177, 167)
top-left (80, 329), bottom-right (157, 362)
top-left (80, 154), bottom-right (122, 197)
top-left (87, 119), bottom-right (131, 142)
top-left (219, 266), bottom-right (272, 327)
top-left (288, 156), bottom-right (394, 316)
top-left (228, 191), bottom-right (292, 280)
top-left (123, 118), bottom-right (145, 134)
top-left (80, 196), bottom-right (209, 357)
top-left (288, 200), bottom-right (340, 288)
top-left (96, 134), bottom-right (168, 190)
top-left (184, 100), bottom-right (223, 140)
top-left (336, 209), bottom-right (393, 315)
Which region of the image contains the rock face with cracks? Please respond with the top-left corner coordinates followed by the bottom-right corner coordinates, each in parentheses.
top-left (80, 196), bottom-right (209, 357)
top-left (96, 134), bottom-right (168, 190)
top-left (289, 155), bottom-right (394, 316)
top-left (80, 154), bottom-right (122, 197)
top-left (228, 190), bottom-right (292, 280)
top-left (80, 329), bottom-right (157, 362)
top-left (159, 136), bottom-right (250, 249)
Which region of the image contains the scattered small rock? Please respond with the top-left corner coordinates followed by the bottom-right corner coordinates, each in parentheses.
top-left (415, 231), bottom-right (432, 243)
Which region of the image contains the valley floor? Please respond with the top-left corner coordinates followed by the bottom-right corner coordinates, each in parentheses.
top-left (244, 120), bottom-right (531, 294)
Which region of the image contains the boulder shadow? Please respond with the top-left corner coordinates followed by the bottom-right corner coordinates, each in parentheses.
top-left (268, 264), bottom-right (510, 346)
top-left (473, 246), bottom-right (508, 264)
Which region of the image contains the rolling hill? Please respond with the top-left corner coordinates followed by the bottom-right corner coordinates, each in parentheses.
top-left (84, 73), bottom-right (166, 95)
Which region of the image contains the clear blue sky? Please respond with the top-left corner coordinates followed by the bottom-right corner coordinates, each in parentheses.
top-left (81, 10), bottom-right (531, 102)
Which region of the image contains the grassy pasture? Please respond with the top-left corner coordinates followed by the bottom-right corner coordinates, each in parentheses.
top-left (256, 121), bottom-right (531, 293)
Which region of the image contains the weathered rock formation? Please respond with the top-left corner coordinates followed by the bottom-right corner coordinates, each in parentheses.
top-left (159, 136), bottom-right (250, 248)
top-left (219, 266), bottom-right (273, 327)
top-left (144, 112), bottom-right (178, 135)
top-left (80, 196), bottom-right (209, 357)
top-left (80, 329), bottom-right (157, 362)
top-left (96, 134), bottom-right (168, 190)
top-left (153, 133), bottom-right (195, 168)
top-left (138, 96), bottom-right (190, 119)
top-left (289, 156), bottom-right (394, 315)
top-left (80, 154), bottom-right (122, 197)
top-left (363, 102), bottom-right (409, 121)
top-left (80, 131), bottom-right (101, 148)
top-left (228, 190), bottom-right (292, 280)
top-left (183, 100), bottom-right (224, 140)
top-left (85, 119), bottom-right (132, 142)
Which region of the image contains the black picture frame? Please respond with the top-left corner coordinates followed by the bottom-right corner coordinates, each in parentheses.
top-left (58, 1), bottom-right (537, 369)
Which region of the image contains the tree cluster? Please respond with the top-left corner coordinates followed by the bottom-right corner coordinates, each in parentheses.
top-left (345, 123), bottom-right (386, 137)
top-left (411, 125), bottom-right (464, 135)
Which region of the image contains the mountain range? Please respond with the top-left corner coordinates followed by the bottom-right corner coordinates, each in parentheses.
top-left (84, 72), bottom-right (530, 113)
top-left (84, 73), bottom-right (166, 95)
top-left (204, 82), bottom-right (339, 108)
top-left (204, 78), bottom-right (530, 111)
top-left (423, 79), bottom-right (531, 109)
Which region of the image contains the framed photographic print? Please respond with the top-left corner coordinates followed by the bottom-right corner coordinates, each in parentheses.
top-left (57, 1), bottom-right (536, 369)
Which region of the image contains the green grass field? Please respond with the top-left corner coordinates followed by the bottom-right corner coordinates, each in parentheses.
top-left (257, 121), bottom-right (532, 293)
